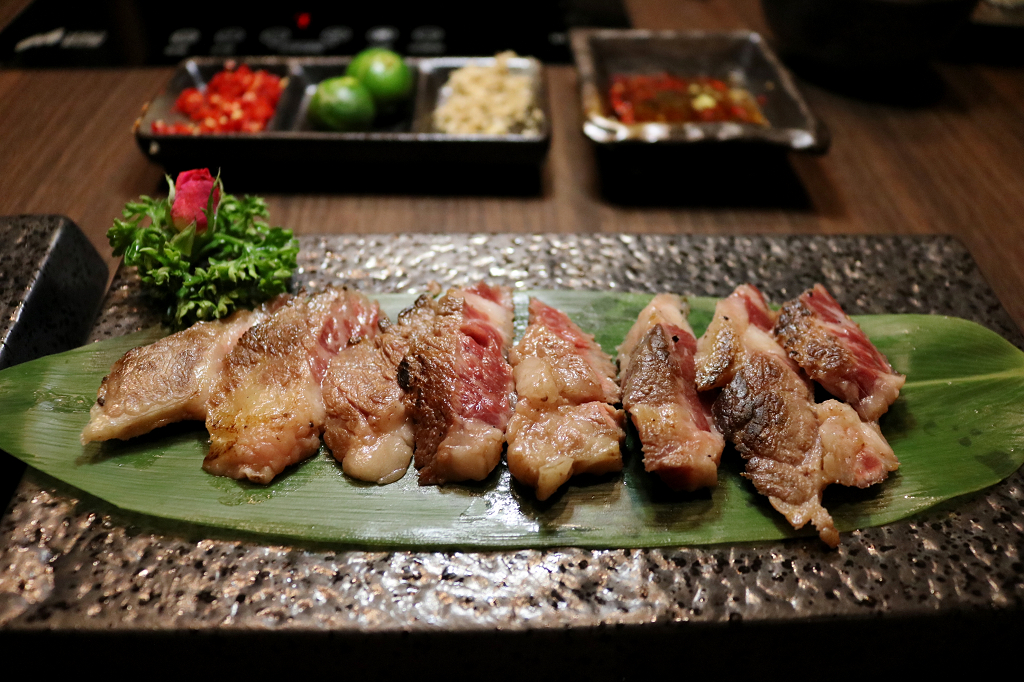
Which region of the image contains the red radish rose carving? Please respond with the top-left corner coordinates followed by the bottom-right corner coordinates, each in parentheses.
top-left (171, 169), bottom-right (220, 232)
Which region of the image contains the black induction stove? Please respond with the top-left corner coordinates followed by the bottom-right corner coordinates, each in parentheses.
top-left (0, 0), bottom-right (630, 67)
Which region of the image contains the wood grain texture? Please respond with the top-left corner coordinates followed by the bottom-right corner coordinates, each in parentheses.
top-left (0, 0), bottom-right (1022, 331)
top-left (0, 0), bottom-right (30, 34)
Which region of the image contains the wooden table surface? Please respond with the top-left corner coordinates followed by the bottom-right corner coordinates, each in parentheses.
top-left (1, 0), bottom-right (1023, 330)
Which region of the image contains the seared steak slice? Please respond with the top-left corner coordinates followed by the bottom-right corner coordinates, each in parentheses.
top-left (398, 283), bottom-right (514, 486)
top-left (506, 297), bottom-right (623, 500)
top-left (506, 401), bottom-right (624, 501)
top-left (204, 287), bottom-right (380, 484)
top-left (622, 321), bottom-right (724, 492)
top-left (81, 296), bottom-right (287, 444)
top-left (323, 320), bottom-right (414, 485)
top-left (694, 284), bottom-right (780, 392)
top-left (713, 350), bottom-right (839, 547)
top-left (511, 298), bottom-right (619, 406)
top-left (774, 284), bottom-right (905, 421)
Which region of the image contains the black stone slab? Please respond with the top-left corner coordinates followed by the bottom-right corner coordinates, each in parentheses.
top-left (0, 215), bottom-right (108, 512)
top-left (1, 233), bottom-right (1022, 674)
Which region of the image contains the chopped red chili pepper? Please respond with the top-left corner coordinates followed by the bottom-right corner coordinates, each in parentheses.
top-left (151, 63), bottom-right (285, 135)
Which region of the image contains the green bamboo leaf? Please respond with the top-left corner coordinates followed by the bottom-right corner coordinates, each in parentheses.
top-left (0, 292), bottom-right (1021, 549)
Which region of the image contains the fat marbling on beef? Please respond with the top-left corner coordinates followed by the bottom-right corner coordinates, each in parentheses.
top-left (204, 287), bottom-right (380, 484)
top-left (322, 317), bottom-right (414, 485)
top-left (774, 284), bottom-right (905, 421)
top-left (81, 295), bottom-right (288, 445)
top-left (697, 284), bottom-right (900, 547)
top-left (505, 298), bottom-right (624, 500)
top-left (697, 285), bottom-right (841, 545)
top-left (619, 294), bottom-right (724, 492)
top-left (397, 283), bottom-right (515, 486)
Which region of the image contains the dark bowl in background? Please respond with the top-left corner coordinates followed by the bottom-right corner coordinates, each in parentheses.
top-left (761, 0), bottom-right (979, 103)
top-left (762, 0), bottom-right (979, 67)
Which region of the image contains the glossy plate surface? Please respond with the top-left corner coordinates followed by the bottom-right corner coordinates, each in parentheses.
top-left (3, 233), bottom-right (1022, 632)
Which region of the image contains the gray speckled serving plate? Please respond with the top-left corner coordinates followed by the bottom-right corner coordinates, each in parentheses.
top-left (2, 233), bottom-right (1022, 637)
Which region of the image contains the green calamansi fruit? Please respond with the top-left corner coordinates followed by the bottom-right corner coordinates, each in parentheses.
top-left (308, 76), bottom-right (376, 131)
top-left (345, 48), bottom-right (413, 108)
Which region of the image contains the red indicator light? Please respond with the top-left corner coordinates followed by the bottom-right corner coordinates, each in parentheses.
top-left (296, 12), bottom-right (311, 30)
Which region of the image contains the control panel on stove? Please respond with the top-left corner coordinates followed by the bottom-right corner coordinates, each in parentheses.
top-left (0, 0), bottom-right (629, 67)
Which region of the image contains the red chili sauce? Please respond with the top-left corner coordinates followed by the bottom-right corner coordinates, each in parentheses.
top-left (151, 64), bottom-right (285, 135)
top-left (608, 73), bottom-right (767, 126)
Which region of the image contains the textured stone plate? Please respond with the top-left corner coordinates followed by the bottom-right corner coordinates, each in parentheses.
top-left (2, 234), bottom-right (1022, 651)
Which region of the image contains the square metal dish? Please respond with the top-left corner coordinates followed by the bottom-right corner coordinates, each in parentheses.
top-left (134, 55), bottom-right (551, 176)
top-left (571, 29), bottom-right (828, 152)
top-left (1, 233), bottom-right (1022, 664)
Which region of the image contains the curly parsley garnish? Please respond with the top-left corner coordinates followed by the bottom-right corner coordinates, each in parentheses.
top-left (107, 175), bottom-right (298, 329)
